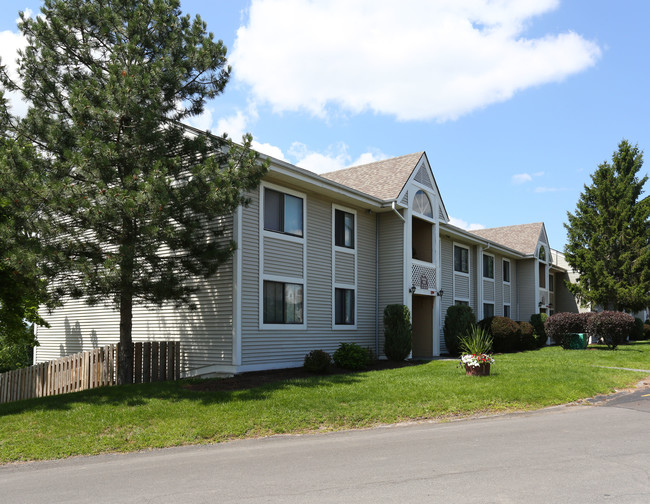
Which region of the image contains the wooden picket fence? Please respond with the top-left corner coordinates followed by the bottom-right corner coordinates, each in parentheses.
top-left (0, 341), bottom-right (181, 404)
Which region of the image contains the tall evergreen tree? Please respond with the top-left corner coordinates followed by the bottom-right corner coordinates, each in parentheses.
top-left (0, 0), bottom-right (266, 383)
top-left (564, 140), bottom-right (650, 312)
top-left (0, 91), bottom-right (48, 366)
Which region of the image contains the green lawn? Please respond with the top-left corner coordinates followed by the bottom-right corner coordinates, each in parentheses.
top-left (1, 342), bottom-right (649, 463)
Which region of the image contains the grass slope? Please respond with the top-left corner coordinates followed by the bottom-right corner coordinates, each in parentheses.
top-left (1, 343), bottom-right (649, 463)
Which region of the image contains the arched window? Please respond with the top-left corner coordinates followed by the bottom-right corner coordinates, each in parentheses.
top-left (413, 190), bottom-right (433, 218)
top-left (538, 245), bottom-right (546, 262)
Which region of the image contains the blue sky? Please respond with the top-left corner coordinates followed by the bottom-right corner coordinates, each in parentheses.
top-left (2, 1), bottom-right (649, 250)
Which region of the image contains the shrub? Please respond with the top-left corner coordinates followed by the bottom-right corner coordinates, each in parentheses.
top-left (630, 317), bottom-right (645, 341)
top-left (643, 324), bottom-right (650, 339)
top-left (518, 321), bottom-right (536, 350)
top-left (491, 316), bottom-right (521, 353)
top-left (479, 316), bottom-right (520, 353)
top-left (443, 305), bottom-right (476, 356)
top-left (459, 325), bottom-right (493, 355)
top-left (333, 342), bottom-right (373, 370)
top-left (529, 313), bottom-right (548, 348)
top-left (383, 304), bottom-right (412, 361)
top-left (586, 311), bottom-right (634, 349)
top-left (303, 349), bottom-right (332, 374)
top-left (544, 312), bottom-right (589, 347)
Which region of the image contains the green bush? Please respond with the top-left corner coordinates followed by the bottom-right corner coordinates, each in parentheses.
top-left (479, 316), bottom-right (520, 353)
top-left (443, 304), bottom-right (476, 356)
top-left (383, 304), bottom-right (412, 361)
top-left (303, 349), bottom-right (332, 374)
top-left (643, 324), bottom-right (650, 339)
top-left (518, 321), bottom-right (537, 350)
top-left (529, 313), bottom-right (548, 348)
top-left (631, 317), bottom-right (645, 341)
top-left (333, 342), bottom-right (373, 370)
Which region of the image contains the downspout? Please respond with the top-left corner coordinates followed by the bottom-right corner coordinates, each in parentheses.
top-left (391, 201), bottom-right (406, 222)
top-left (375, 212), bottom-right (379, 357)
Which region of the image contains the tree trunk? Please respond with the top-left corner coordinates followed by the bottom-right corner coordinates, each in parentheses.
top-left (117, 291), bottom-right (134, 385)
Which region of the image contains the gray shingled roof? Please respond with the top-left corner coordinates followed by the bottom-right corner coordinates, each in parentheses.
top-left (469, 222), bottom-right (544, 255)
top-left (321, 152), bottom-right (424, 200)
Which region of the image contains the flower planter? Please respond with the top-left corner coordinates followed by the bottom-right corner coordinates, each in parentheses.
top-left (464, 363), bottom-right (491, 376)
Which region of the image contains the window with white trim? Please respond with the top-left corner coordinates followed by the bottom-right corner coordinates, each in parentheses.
top-left (413, 190), bottom-right (433, 218)
top-left (483, 254), bottom-right (494, 279)
top-left (454, 245), bottom-right (469, 273)
top-left (263, 280), bottom-right (304, 324)
top-left (483, 303), bottom-right (494, 318)
top-left (503, 304), bottom-right (511, 318)
top-left (334, 209), bottom-right (355, 249)
top-left (503, 259), bottom-right (510, 283)
top-left (334, 288), bottom-right (355, 325)
top-left (264, 188), bottom-right (303, 237)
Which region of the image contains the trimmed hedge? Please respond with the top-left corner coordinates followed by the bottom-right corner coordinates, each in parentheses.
top-left (586, 311), bottom-right (634, 349)
top-left (303, 349), bottom-right (332, 374)
top-left (631, 317), bottom-right (645, 341)
top-left (333, 342), bottom-right (373, 370)
top-left (518, 321), bottom-right (536, 350)
top-left (529, 313), bottom-right (548, 348)
top-left (544, 312), bottom-right (593, 347)
top-left (383, 304), bottom-right (412, 361)
top-left (478, 316), bottom-right (520, 353)
top-left (643, 324), bottom-right (650, 339)
top-left (443, 304), bottom-right (476, 356)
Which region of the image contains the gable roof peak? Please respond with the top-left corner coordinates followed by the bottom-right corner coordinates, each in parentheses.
top-left (320, 152), bottom-right (425, 200)
top-left (469, 222), bottom-right (547, 255)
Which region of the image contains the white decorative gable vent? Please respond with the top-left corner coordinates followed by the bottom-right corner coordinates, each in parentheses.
top-left (415, 165), bottom-right (433, 189)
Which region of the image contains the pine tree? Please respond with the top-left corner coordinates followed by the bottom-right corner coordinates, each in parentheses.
top-left (0, 91), bottom-right (48, 363)
top-left (564, 140), bottom-right (650, 312)
top-left (0, 0), bottom-right (266, 383)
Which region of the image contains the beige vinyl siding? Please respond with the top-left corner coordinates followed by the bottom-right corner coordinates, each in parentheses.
top-left (35, 217), bottom-right (235, 375)
top-left (378, 211), bottom-right (405, 324)
top-left (334, 250), bottom-right (356, 285)
top-left (517, 258), bottom-right (537, 321)
top-left (240, 186), bottom-right (377, 367)
top-left (482, 279), bottom-right (495, 302)
top-left (263, 236), bottom-right (304, 277)
top-left (456, 276), bottom-right (470, 300)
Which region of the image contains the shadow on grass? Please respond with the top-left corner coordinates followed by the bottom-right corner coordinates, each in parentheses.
top-left (0, 364), bottom-right (426, 416)
top-left (587, 341), bottom-right (650, 351)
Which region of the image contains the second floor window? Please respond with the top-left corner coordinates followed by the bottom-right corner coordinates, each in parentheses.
top-left (483, 254), bottom-right (494, 279)
top-left (503, 260), bottom-right (510, 283)
top-left (334, 209), bottom-right (355, 248)
top-left (454, 246), bottom-right (469, 273)
top-left (264, 188), bottom-right (303, 237)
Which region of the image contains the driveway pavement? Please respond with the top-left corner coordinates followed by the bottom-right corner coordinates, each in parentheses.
top-left (1, 386), bottom-right (649, 503)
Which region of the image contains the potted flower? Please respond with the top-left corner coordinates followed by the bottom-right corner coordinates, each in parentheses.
top-left (459, 326), bottom-right (494, 376)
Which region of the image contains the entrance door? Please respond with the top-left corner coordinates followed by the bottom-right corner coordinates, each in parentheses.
top-left (412, 295), bottom-right (433, 358)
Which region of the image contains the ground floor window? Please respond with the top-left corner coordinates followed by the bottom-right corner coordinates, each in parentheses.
top-left (455, 300), bottom-right (469, 306)
top-left (335, 288), bottom-right (355, 325)
top-left (483, 303), bottom-right (494, 319)
top-left (263, 281), bottom-right (304, 324)
top-left (503, 304), bottom-right (511, 318)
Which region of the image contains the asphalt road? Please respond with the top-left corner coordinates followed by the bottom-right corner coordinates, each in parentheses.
top-left (2, 387), bottom-right (649, 504)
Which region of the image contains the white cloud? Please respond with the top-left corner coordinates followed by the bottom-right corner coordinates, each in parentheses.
top-left (449, 216), bottom-right (485, 231)
top-left (0, 28), bottom-right (28, 116)
top-left (288, 142), bottom-right (387, 174)
top-left (512, 173), bottom-right (533, 184)
top-left (231, 0), bottom-right (601, 121)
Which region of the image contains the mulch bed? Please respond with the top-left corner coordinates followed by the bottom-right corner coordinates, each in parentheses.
top-left (183, 359), bottom-right (426, 393)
